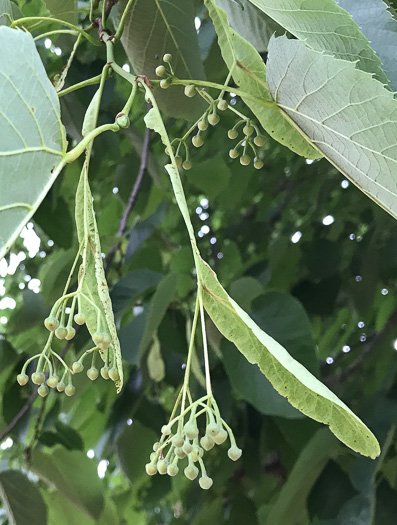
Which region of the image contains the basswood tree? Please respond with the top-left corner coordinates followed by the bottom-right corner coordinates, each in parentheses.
top-left (1, 0), bottom-right (397, 522)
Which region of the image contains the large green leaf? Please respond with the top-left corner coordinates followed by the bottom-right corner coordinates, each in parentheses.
top-left (337, 0), bottom-right (397, 91)
top-left (266, 35), bottom-right (397, 221)
top-left (119, 0), bottom-right (205, 119)
top-left (246, 0), bottom-right (389, 85)
top-left (0, 470), bottom-right (48, 525)
top-left (0, 0), bottom-right (22, 25)
top-left (45, 0), bottom-right (77, 23)
top-left (204, 0), bottom-right (321, 159)
top-left (199, 258), bottom-right (380, 458)
top-left (0, 27), bottom-right (66, 260)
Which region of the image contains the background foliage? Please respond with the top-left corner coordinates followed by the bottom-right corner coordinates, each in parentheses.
top-left (2, 0), bottom-right (397, 523)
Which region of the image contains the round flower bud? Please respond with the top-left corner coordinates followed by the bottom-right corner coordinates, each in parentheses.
top-left (175, 156), bottom-right (183, 167)
top-left (146, 463), bottom-right (157, 476)
top-left (228, 129), bottom-right (238, 140)
top-left (157, 460), bottom-right (168, 475)
top-left (161, 425), bottom-right (172, 436)
top-left (199, 475), bottom-right (213, 490)
top-left (208, 113), bottom-right (220, 126)
top-left (160, 79), bottom-right (170, 89)
top-left (65, 384), bottom-right (76, 397)
top-left (200, 434), bottom-right (215, 451)
top-left (87, 367), bottom-right (99, 381)
top-left (116, 114), bottom-right (130, 128)
top-left (150, 452), bottom-right (156, 462)
top-left (172, 434), bottom-right (184, 448)
top-left (74, 313), bottom-right (86, 325)
top-left (100, 366), bottom-right (109, 380)
top-left (192, 135), bottom-right (204, 148)
top-left (72, 361), bottom-right (84, 374)
top-left (17, 373), bottom-right (29, 386)
top-left (101, 333), bottom-right (111, 349)
top-left (32, 372), bottom-right (45, 385)
top-left (65, 327), bottom-right (76, 341)
top-left (163, 53), bottom-right (172, 63)
top-left (44, 316), bottom-right (59, 331)
top-left (191, 447), bottom-right (204, 462)
top-left (182, 160), bottom-right (192, 171)
top-left (92, 332), bottom-right (104, 345)
top-left (240, 155), bottom-right (251, 166)
top-left (254, 135), bottom-right (265, 147)
top-left (56, 381), bottom-right (65, 392)
top-left (167, 463), bottom-right (179, 476)
top-left (228, 445), bottom-right (242, 461)
top-left (175, 447), bottom-right (186, 459)
top-left (183, 422), bottom-right (199, 440)
top-left (109, 368), bottom-right (120, 382)
top-left (38, 385), bottom-right (49, 398)
top-left (217, 99), bottom-right (228, 111)
top-left (229, 149), bottom-right (239, 159)
top-left (164, 146), bottom-right (175, 156)
top-left (184, 465), bottom-right (199, 480)
top-left (243, 125), bottom-right (254, 136)
top-left (198, 119), bottom-right (208, 131)
top-left (153, 442), bottom-right (160, 452)
top-left (155, 65), bottom-right (166, 77)
top-left (55, 326), bottom-right (68, 340)
top-left (182, 441), bottom-right (193, 455)
top-left (206, 422), bottom-right (220, 437)
top-left (213, 428), bottom-right (228, 445)
top-left (184, 85), bottom-right (196, 98)
top-left (47, 375), bottom-right (59, 389)
top-left (254, 159), bottom-right (264, 170)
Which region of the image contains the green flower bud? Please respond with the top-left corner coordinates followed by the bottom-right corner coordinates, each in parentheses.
top-left (200, 434), bottom-right (215, 451)
top-left (72, 361), bottom-right (84, 374)
top-left (163, 53), bottom-right (172, 63)
top-left (243, 125), bottom-right (254, 136)
top-left (109, 368), bottom-right (120, 382)
top-left (47, 375), bottom-right (59, 389)
top-left (229, 148), bottom-right (239, 159)
top-left (38, 385), bottom-right (49, 397)
top-left (160, 79), bottom-right (170, 89)
top-left (87, 367), bottom-right (99, 381)
top-left (172, 434), bottom-right (184, 448)
top-left (167, 463), bottom-right (179, 476)
top-left (206, 422), bottom-right (220, 437)
top-left (228, 129), bottom-right (238, 140)
top-left (213, 428), bottom-right (228, 445)
top-left (32, 372), bottom-right (45, 385)
top-left (192, 135), bottom-right (204, 148)
top-left (199, 475), bottom-right (213, 490)
top-left (183, 422), bottom-right (199, 440)
top-left (157, 459), bottom-right (168, 475)
top-left (228, 445), bottom-right (242, 461)
top-left (150, 452), bottom-right (156, 462)
top-left (217, 99), bottom-right (228, 111)
top-left (116, 114), bottom-right (130, 128)
top-left (65, 327), bottom-right (76, 341)
top-left (182, 441), bottom-right (193, 455)
top-left (17, 373), bottom-right (29, 386)
top-left (164, 146), bottom-right (175, 156)
top-left (153, 442), bottom-right (160, 452)
top-left (161, 425), bottom-right (172, 436)
top-left (198, 119), bottom-right (208, 131)
top-left (254, 135), bottom-right (265, 147)
top-left (175, 447), bottom-right (186, 459)
top-left (175, 155), bottom-right (183, 167)
top-left (74, 312), bottom-right (86, 325)
top-left (65, 384), bottom-right (76, 397)
top-left (101, 333), bottom-right (111, 349)
top-left (146, 462), bottom-right (157, 476)
top-left (208, 113), bottom-right (220, 126)
top-left (184, 84), bottom-right (196, 98)
top-left (184, 464), bottom-right (199, 480)
top-left (191, 447), bottom-right (203, 462)
top-left (55, 326), bottom-right (68, 340)
top-left (57, 381), bottom-right (65, 392)
top-left (240, 155), bottom-right (251, 166)
top-left (254, 159), bottom-right (264, 170)
top-left (44, 316), bottom-right (59, 331)
top-left (182, 160), bottom-right (192, 171)
top-left (92, 332), bottom-right (104, 345)
top-left (155, 65), bottom-right (166, 77)
top-left (101, 366), bottom-right (109, 380)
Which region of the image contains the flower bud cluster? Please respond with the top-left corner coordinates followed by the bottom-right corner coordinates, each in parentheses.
top-left (228, 119), bottom-right (265, 169)
top-left (145, 396), bottom-right (242, 489)
top-left (155, 53), bottom-right (175, 89)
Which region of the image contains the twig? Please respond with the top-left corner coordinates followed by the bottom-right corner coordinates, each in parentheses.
top-left (0, 388), bottom-right (38, 443)
top-left (324, 307), bottom-right (397, 387)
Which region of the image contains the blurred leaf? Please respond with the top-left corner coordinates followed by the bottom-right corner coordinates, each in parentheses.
top-left (44, 0), bottom-right (77, 23)
top-left (0, 0), bottom-right (22, 25)
top-left (34, 196), bottom-right (74, 249)
top-left (7, 290), bottom-right (48, 334)
top-left (147, 335), bottom-right (165, 382)
top-left (111, 270), bottom-right (163, 315)
top-left (125, 203), bottom-right (166, 260)
top-left (228, 276), bottom-right (263, 311)
top-left (119, 308), bottom-right (148, 366)
top-left (188, 155), bottom-right (232, 199)
top-left (0, 470), bottom-right (47, 525)
top-left (39, 421), bottom-right (84, 451)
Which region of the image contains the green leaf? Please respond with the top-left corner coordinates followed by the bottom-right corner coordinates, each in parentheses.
top-left (187, 155), bottom-right (232, 199)
top-left (204, 0), bottom-right (321, 159)
top-left (0, 470), bottom-right (47, 525)
top-left (337, 0), bottom-right (397, 91)
top-left (75, 164), bottom-right (124, 392)
top-left (259, 429), bottom-right (341, 525)
top-left (119, 0), bottom-right (206, 119)
top-left (44, 0), bottom-right (77, 23)
top-left (246, 0), bottom-right (389, 85)
top-left (147, 335), bottom-right (165, 382)
top-left (0, 0), bottom-right (22, 25)
top-left (266, 35), bottom-right (397, 221)
top-left (198, 258), bottom-right (380, 458)
top-left (215, 0), bottom-right (283, 52)
top-left (110, 269), bottom-right (163, 315)
top-left (0, 27), bottom-right (66, 260)
top-left (30, 447), bottom-right (104, 519)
